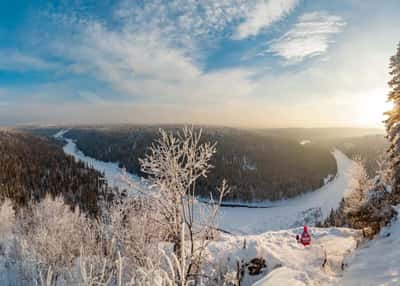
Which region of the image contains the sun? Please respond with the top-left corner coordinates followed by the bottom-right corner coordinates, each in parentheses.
top-left (358, 89), bottom-right (393, 127)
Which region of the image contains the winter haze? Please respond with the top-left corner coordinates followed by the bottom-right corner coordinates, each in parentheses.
top-left (0, 1), bottom-right (399, 127)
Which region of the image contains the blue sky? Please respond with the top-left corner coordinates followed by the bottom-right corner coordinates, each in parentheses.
top-left (0, 0), bottom-right (399, 127)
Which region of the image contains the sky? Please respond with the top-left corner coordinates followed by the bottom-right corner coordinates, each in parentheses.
top-left (0, 0), bottom-right (399, 128)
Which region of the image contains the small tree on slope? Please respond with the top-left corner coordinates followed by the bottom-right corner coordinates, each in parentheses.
top-left (139, 127), bottom-right (229, 285)
top-left (343, 157), bottom-right (372, 216)
top-left (322, 156), bottom-right (396, 235)
top-left (386, 41), bottom-right (400, 203)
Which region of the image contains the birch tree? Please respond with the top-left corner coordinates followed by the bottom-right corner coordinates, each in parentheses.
top-left (140, 127), bottom-right (229, 285)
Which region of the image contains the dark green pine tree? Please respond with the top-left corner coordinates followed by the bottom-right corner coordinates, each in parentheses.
top-left (385, 41), bottom-right (400, 202)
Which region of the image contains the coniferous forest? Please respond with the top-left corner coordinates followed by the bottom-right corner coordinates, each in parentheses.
top-left (0, 130), bottom-right (108, 214)
top-left (27, 126), bottom-right (338, 202)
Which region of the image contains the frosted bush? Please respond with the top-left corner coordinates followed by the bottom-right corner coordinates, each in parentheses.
top-left (16, 196), bottom-right (99, 282)
top-left (0, 199), bottom-right (15, 243)
top-left (343, 157), bottom-right (373, 215)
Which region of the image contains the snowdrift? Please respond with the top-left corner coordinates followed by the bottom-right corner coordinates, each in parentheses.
top-left (206, 227), bottom-right (361, 286)
top-left (341, 207), bottom-right (400, 286)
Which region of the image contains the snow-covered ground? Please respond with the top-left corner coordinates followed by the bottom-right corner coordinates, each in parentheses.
top-left (207, 226), bottom-right (361, 286)
top-left (57, 130), bottom-right (355, 235)
top-left (8, 129), bottom-right (391, 285)
top-left (341, 207), bottom-right (400, 286)
top-left (211, 210), bottom-right (400, 286)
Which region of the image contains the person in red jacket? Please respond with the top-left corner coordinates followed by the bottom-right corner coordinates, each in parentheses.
top-left (300, 226), bottom-right (311, 246)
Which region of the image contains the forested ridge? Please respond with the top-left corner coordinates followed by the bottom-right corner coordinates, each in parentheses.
top-left (52, 125), bottom-right (338, 201)
top-left (317, 135), bottom-right (388, 177)
top-left (0, 130), bottom-right (108, 214)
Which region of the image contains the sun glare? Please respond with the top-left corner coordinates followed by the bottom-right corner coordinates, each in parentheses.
top-left (358, 90), bottom-right (393, 127)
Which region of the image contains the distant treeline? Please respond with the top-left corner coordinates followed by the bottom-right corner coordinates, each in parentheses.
top-left (61, 126), bottom-right (337, 201)
top-left (318, 135), bottom-right (388, 177)
top-left (0, 131), bottom-right (108, 215)
top-left (256, 127), bottom-right (384, 141)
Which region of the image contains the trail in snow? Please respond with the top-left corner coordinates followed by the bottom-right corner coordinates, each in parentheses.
top-left (56, 130), bottom-right (355, 235)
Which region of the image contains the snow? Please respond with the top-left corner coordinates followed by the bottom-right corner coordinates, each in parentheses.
top-left (55, 129), bottom-right (355, 235)
top-left (217, 150), bottom-right (355, 234)
top-left (300, 140), bottom-right (311, 145)
top-left (53, 128), bottom-right (70, 139)
top-left (253, 267), bottom-right (312, 286)
top-left (61, 136), bottom-right (149, 195)
top-left (0, 128), bottom-right (394, 286)
top-left (207, 226), bottom-right (361, 286)
top-left (341, 207), bottom-right (400, 286)
top-left (243, 155), bottom-right (257, 171)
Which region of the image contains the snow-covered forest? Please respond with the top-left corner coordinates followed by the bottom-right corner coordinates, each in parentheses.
top-left (51, 126), bottom-right (337, 202)
top-left (1, 119), bottom-right (399, 285)
top-left (2, 0), bottom-right (400, 284)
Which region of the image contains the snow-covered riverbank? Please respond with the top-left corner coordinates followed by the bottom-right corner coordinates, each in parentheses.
top-left (57, 130), bottom-right (354, 235)
top-left (62, 137), bottom-right (149, 194)
top-left (217, 150), bottom-right (354, 234)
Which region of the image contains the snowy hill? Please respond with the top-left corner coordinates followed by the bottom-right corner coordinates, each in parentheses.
top-left (341, 207), bottom-right (400, 286)
top-left (206, 227), bottom-right (361, 286)
top-left (207, 211), bottom-right (400, 286)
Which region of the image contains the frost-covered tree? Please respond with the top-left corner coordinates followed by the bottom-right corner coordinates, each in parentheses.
top-left (108, 197), bottom-right (165, 271)
top-left (140, 127), bottom-right (229, 285)
top-left (16, 196), bottom-right (101, 283)
top-left (343, 157), bottom-right (373, 215)
top-left (325, 155), bottom-right (396, 234)
top-left (0, 199), bottom-right (14, 243)
top-left (0, 198), bottom-right (15, 273)
top-left (385, 41), bottom-right (400, 202)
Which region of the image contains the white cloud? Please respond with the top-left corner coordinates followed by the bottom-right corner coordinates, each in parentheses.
top-left (8, 0), bottom-right (393, 129)
top-left (233, 0), bottom-right (299, 40)
top-left (268, 11), bottom-right (346, 62)
top-left (48, 5), bottom-right (256, 104)
top-left (0, 51), bottom-right (58, 71)
top-left (114, 0), bottom-right (250, 51)
top-left (36, 0), bottom-right (299, 107)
